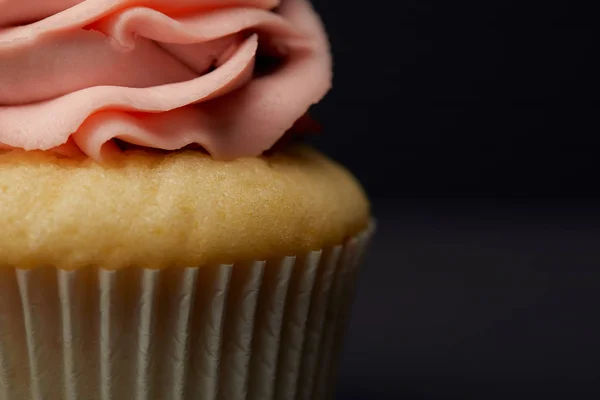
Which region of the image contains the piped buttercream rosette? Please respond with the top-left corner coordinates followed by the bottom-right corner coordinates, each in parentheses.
top-left (0, 0), bottom-right (332, 160)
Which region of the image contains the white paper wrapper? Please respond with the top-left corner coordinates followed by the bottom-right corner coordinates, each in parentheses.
top-left (0, 223), bottom-right (374, 400)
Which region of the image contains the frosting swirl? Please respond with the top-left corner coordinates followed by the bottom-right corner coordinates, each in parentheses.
top-left (0, 0), bottom-right (331, 160)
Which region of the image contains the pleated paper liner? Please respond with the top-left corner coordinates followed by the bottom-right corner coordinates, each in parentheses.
top-left (0, 223), bottom-right (374, 400)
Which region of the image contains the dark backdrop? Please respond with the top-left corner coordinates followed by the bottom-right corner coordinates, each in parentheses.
top-left (308, 1), bottom-right (600, 398)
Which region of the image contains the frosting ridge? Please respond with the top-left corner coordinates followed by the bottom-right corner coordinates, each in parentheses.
top-left (0, 0), bottom-right (332, 160)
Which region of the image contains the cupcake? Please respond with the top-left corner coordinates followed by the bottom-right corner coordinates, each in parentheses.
top-left (0, 1), bottom-right (373, 399)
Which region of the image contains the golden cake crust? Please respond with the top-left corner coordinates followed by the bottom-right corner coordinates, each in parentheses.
top-left (0, 146), bottom-right (370, 269)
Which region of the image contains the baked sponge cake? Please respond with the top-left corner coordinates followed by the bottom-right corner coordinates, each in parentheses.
top-left (0, 0), bottom-right (373, 399)
top-left (0, 147), bottom-right (369, 269)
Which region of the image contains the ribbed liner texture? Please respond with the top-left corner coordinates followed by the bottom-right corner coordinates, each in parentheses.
top-left (0, 225), bottom-right (373, 400)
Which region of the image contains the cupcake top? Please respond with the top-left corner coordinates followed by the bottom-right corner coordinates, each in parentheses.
top-left (0, 0), bottom-right (331, 161)
top-left (0, 2), bottom-right (370, 270)
top-left (0, 147), bottom-right (370, 269)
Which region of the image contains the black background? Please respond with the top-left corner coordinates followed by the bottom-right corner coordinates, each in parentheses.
top-left (308, 1), bottom-right (600, 398)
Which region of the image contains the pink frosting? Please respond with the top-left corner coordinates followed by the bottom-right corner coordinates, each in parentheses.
top-left (0, 0), bottom-right (332, 160)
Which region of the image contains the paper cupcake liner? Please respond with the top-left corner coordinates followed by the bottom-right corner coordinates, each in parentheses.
top-left (0, 223), bottom-right (374, 400)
